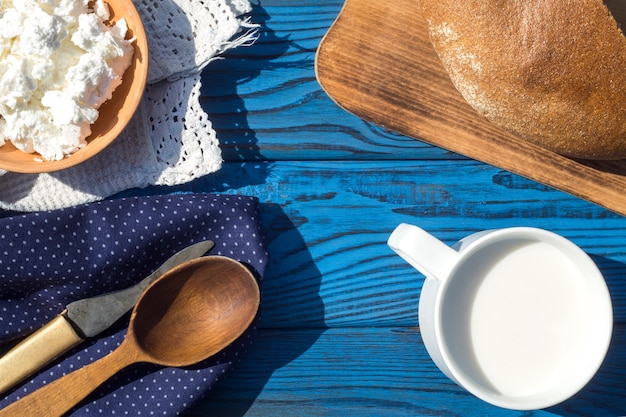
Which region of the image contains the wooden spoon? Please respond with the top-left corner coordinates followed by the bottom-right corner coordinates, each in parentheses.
top-left (0, 256), bottom-right (260, 417)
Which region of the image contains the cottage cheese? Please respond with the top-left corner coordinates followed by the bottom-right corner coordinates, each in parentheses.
top-left (0, 0), bottom-right (134, 161)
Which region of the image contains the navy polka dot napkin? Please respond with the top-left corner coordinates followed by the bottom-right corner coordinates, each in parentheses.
top-left (0, 194), bottom-right (267, 415)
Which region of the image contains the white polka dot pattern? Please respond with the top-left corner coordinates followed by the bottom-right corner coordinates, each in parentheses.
top-left (0, 194), bottom-right (267, 416)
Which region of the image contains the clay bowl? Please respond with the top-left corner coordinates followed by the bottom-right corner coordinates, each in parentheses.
top-left (0, 0), bottom-right (149, 173)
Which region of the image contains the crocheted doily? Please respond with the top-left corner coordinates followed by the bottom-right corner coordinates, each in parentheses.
top-left (0, 0), bottom-right (257, 212)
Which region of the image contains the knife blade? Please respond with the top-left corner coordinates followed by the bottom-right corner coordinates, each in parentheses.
top-left (0, 240), bottom-right (214, 395)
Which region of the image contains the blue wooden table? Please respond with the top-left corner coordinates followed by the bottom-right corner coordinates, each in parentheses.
top-left (116, 1), bottom-right (625, 415)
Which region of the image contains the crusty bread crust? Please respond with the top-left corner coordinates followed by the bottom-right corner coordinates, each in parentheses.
top-left (420, 0), bottom-right (626, 159)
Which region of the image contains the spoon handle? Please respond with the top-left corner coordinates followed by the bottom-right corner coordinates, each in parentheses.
top-left (0, 341), bottom-right (139, 417)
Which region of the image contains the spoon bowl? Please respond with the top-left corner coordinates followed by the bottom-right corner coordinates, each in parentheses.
top-left (0, 256), bottom-right (260, 417)
top-left (131, 256), bottom-right (260, 367)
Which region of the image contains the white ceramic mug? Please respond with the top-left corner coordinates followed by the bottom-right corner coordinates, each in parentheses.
top-left (388, 223), bottom-right (613, 410)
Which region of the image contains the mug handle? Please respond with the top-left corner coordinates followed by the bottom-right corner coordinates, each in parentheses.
top-left (388, 223), bottom-right (458, 282)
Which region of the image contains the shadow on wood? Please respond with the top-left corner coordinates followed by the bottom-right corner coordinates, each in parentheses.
top-left (189, 203), bottom-right (326, 416)
top-left (605, 0), bottom-right (625, 29)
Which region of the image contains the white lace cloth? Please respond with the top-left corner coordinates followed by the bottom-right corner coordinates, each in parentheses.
top-left (0, 0), bottom-right (257, 212)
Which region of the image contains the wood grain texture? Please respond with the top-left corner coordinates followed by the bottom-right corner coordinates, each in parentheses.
top-left (200, 1), bottom-right (464, 162)
top-left (188, 327), bottom-right (626, 417)
top-left (315, 0), bottom-right (626, 216)
top-left (128, 160), bottom-right (626, 328)
top-left (106, 0), bottom-right (626, 415)
top-left (133, 158), bottom-right (626, 416)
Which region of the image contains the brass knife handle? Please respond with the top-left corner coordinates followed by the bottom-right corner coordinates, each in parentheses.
top-left (0, 313), bottom-right (83, 396)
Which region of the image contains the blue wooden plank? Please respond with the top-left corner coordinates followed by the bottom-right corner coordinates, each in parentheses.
top-left (199, 1), bottom-right (463, 162)
top-left (1, 0), bottom-right (623, 416)
top-left (114, 160), bottom-right (626, 327)
top-left (115, 1), bottom-right (626, 415)
top-left (183, 326), bottom-right (626, 417)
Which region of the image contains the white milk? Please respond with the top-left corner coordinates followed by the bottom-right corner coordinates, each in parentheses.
top-left (442, 240), bottom-right (592, 396)
top-left (389, 223), bottom-right (612, 409)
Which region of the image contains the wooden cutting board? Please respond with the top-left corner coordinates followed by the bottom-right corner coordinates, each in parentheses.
top-left (315, 0), bottom-right (626, 216)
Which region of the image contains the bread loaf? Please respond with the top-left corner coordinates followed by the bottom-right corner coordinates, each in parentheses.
top-left (420, 0), bottom-right (626, 159)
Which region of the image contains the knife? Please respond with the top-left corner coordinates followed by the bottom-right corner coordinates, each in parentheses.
top-left (0, 240), bottom-right (214, 395)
